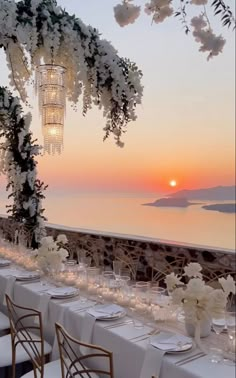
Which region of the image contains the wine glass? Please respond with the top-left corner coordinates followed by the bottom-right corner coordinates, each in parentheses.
top-left (210, 313), bottom-right (226, 363)
top-left (224, 311), bottom-right (236, 365)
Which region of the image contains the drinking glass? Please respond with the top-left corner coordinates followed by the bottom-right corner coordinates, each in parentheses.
top-left (224, 311), bottom-right (236, 365)
top-left (113, 261), bottom-right (123, 279)
top-left (210, 314), bottom-right (225, 363)
top-left (129, 286), bottom-right (144, 329)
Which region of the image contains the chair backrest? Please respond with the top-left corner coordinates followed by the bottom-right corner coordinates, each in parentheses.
top-left (5, 294), bottom-right (45, 378)
top-left (55, 322), bottom-right (114, 378)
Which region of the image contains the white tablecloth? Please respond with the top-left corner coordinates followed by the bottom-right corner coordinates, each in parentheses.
top-left (0, 267), bottom-right (235, 378)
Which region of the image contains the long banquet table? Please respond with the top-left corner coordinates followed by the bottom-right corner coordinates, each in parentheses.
top-left (0, 266), bottom-right (235, 378)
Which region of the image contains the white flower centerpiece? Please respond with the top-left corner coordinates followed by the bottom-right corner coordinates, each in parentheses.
top-left (35, 234), bottom-right (69, 275)
top-left (165, 263), bottom-right (235, 343)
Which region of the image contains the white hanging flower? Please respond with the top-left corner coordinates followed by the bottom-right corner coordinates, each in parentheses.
top-left (114, 1), bottom-right (141, 27)
top-left (191, 15), bottom-right (226, 60)
top-left (184, 262), bottom-right (203, 278)
top-left (219, 275), bottom-right (236, 296)
top-left (165, 272), bottom-right (183, 291)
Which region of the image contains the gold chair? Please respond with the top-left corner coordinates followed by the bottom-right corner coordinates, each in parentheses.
top-left (4, 294), bottom-right (52, 378)
top-left (55, 322), bottom-right (114, 378)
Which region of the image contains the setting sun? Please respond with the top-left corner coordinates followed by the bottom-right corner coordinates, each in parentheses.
top-left (169, 180), bottom-right (177, 187)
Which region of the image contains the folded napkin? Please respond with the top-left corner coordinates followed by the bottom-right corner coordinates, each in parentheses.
top-left (3, 276), bottom-right (16, 305)
top-left (87, 304), bottom-right (124, 319)
top-left (140, 345), bottom-right (165, 378)
top-left (151, 332), bottom-right (192, 351)
top-left (35, 293), bottom-right (51, 324)
top-left (140, 332), bottom-right (192, 378)
top-left (80, 313), bottom-right (97, 355)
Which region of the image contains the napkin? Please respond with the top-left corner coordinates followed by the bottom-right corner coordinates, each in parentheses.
top-left (140, 332), bottom-right (192, 378)
top-left (3, 276), bottom-right (16, 305)
top-left (35, 293), bottom-right (51, 324)
top-left (151, 332), bottom-right (192, 351)
top-left (80, 313), bottom-right (97, 355)
top-left (140, 345), bottom-right (165, 378)
top-left (87, 304), bottom-right (124, 319)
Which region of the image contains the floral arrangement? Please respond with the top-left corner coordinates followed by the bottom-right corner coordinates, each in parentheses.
top-left (0, 87), bottom-right (47, 247)
top-left (165, 263), bottom-right (236, 325)
top-left (0, 0), bottom-right (143, 147)
top-left (113, 0), bottom-right (235, 60)
top-left (35, 234), bottom-right (69, 273)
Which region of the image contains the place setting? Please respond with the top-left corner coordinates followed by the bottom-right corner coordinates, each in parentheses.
top-left (140, 331), bottom-right (195, 378)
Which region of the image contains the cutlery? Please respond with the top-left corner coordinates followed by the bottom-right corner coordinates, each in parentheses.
top-left (105, 320), bottom-right (133, 329)
top-left (130, 328), bottom-right (159, 342)
top-left (175, 351), bottom-right (205, 366)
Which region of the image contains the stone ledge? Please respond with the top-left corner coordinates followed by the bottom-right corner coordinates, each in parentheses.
top-left (0, 216), bottom-right (235, 282)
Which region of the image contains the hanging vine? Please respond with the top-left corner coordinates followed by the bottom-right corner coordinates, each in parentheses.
top-left (0, 87), bottom-right (47, 247)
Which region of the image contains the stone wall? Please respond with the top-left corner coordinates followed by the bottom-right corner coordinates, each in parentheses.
top-left (0, 216), bottom-right (235, 283)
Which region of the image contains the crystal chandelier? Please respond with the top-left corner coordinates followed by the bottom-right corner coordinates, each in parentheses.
top-left (36, 64), bottom-right (66, 155)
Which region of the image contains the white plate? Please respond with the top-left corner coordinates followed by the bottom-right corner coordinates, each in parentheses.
top-left (15, 273), bottom-right (40, 281)
top-left (47, 287), bottom-right (79, 298)
top-left (150, 332), bottom-right (193, 354)
top-left (0, 259), bottom-right (11, 267)
top-left (96, 311), bottom-right (126, 321)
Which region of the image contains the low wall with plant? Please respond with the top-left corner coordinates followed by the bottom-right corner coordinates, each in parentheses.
top-left (0, 216), bottom-right (235, 283)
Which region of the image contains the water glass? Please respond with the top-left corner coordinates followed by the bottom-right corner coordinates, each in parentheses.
top-left (113, 261), bottom-right (123, 278)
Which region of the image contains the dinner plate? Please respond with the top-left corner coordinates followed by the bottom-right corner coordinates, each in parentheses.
top-left (0, 259), bottom-right (11, 267)
top-left (150, 332), bottom-right (193, 354)
top-left (47, 287), bottom-right (79, 298)
top-left (96, 311), bottom-right (126, 321)
top-left (15, 272), bottom-right (41, 281)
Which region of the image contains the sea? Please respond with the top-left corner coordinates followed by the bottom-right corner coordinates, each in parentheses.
top-left (0, 192), bottom-right (235, 251)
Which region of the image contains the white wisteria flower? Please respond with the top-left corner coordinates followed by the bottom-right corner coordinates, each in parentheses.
top-left (165, 272), bottom-right (183, 291)
top-left (219, 275), bottom-right (236, 296)
top-left (184, 262), bottom-right (203, 278)
top-left (114, 1), bottom-right (141, 27)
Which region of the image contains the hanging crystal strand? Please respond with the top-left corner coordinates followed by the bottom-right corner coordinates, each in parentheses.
top-left (35, 64), bottom-right (66, 155)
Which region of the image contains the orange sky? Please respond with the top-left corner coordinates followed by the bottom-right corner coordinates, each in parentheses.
top-left (0, 0), bottom-right (235, 195)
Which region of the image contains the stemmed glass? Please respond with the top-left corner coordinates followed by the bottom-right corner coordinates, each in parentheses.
top-left (224, 311), bottom-right (236, 365)
top-left (210, 313), bottom-right (226, 363)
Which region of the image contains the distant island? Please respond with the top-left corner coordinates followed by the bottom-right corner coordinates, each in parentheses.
top-left (168, 185), bottom-right (235, 201)
top-left (143, 197), bottom-right (197, 208)
top-left (202, 203), bottom-right (236, 214)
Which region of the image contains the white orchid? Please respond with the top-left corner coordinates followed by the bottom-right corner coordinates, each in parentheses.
top-left (56, 234), bottom-right (68, 245)
top-left (165, 272), bottom-right (183, 291)
top-left (184, 262), bottom-right (203, 278)
top-left (219, 275), bottom-right (236, 296)
top-left (166, 262), bottom-right (232, 325)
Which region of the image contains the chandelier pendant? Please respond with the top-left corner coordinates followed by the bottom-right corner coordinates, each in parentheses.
top-left (36, 64), bottom-right (66, 155)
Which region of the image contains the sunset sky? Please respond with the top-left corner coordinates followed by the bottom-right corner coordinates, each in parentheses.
top-left (0, 0), bottom-right (235, 195)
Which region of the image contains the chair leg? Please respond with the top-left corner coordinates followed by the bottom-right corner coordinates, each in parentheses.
top-left (12, 345), bottom-right (16, 378)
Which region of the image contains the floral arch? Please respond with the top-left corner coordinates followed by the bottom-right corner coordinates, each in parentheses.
top-left (0, 0), bottom-right (143, 245)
